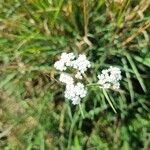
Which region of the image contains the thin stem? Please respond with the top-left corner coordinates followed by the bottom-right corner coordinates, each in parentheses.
top-left (83, 0), bottom-right (88, 36)
top-left (86, 83), bottom-right (100, 87)
top-left (79, 103), bottom-right (85, 119)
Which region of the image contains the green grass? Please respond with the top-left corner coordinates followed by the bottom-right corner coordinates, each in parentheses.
top-left (0, 0), bottom-right (150, 149)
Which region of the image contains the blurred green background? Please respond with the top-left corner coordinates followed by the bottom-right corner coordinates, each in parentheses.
top-left (0, 0), bottom-right (150, 149)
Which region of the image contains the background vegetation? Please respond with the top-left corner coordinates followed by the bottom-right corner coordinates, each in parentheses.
top-left (0, 0), bottom-right (150, 149)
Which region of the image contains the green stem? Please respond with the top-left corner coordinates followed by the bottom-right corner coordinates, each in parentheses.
top-left (79, 103), bottom-right (85, 119)
top-left (86, 83), bottom-right (100, 87)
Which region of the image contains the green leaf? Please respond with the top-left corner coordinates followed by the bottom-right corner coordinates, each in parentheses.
top-left (126, 53), bottom-right (146, 92)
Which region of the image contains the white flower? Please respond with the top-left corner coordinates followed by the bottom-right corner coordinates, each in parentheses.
top-left (54, 52), bottom-right (75, 71)
top-left (112, 82), bottom-right (120, 90)
top-left (75, 72), bottom-right (83, 79)
top-left (72, 54), bottom-right (91, 74)
top-left (64, 82), bottom-right (87, 105)
top-left (75, 82), bottom-right (87, 98)
top-left (54, 52), bottom-right (90, 105)
top-left (60, 52), bottom-right (75, 67)
top-left (54, 60), bottom-right (66, 71)
top-left (72, 97), bottom-right (80, 105)
top-left (103, 83), bottom-right (111, 89)
top-left (59, 73), bottom-right (74, 85)
top-left (97, 66), bottom-right (122, 89)
top-left (109, 66), bottom-right (122, 81)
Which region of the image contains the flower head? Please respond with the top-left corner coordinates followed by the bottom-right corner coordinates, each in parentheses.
top-left (72, 54), bottom-right (91, 74)
top-left (59, 73), bottom-right (74, 85)
top-left (54, 61), bottom-right (66, 71)
top-left (64, 82), bottom-right (87, 105)
top-left (54, 52), bottom-right (75, 71)
top-left (60, 52), bottom-right (75, 67)
top-left (97, 66), bottom-right (122, 89)
top-left (54, 52), bottom-right (91, 105)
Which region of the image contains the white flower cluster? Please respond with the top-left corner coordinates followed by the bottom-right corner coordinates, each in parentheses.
top-left (54, 52), bottom-right (75, 71)
top-left (54, 52), bottom-right (91, 105)
top-left (59, 73), bottom-right (74, 85)
top-left (73, 54), bottom-right (91, 79)
top-left (97, 66), bottom-right (122, 89)
top-left (65, 83), bottom-right (87, 105)
top-left (54, 52), bottom-right (91, 79)
top-left (54, 52), bottom-right (122, 104)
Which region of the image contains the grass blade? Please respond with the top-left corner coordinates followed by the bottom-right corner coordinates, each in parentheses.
top-left (126, 53), bottom-right (146, 92)
top-left (102, 89), bottom-right (117, 113)
top-left (122, 57), bottom-right (134, 102)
